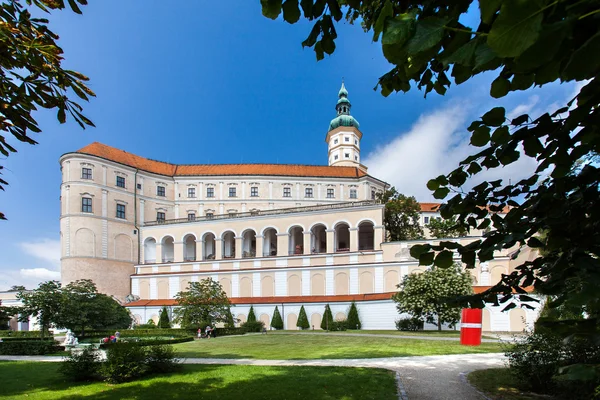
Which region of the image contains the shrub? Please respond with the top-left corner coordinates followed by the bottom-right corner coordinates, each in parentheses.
top-left (347, 301), bottom-right (361, 330)
top-left (329, 320), bottom-right (347, 331)
top-left (1, 331), bottom-right (52, 338)
top-left (242, 320), bottom-right (265, 333)
top-left (0, 337), bottom-right (55, 342)
top-left (297, 306), bottom-right (310, 330)
top-left (157, 307), bottom-right (171, 329)
top-left (271, 306), bottom-right (283, 330)
top-left (59, 347), bottom-right (101, 381)
top-left (215, 327), bottom-right (246, 336)
top-left (102, 343), bottom-right (148, 383)
top-left (146, 344), bottom-right (181, 374)
top-left (247, 306), bottom-right (257, 323)
top-left (99, 336), bottom-right (193, 348)
top-left (320, 304), bottom-right (334, 330)
top-left (395, 317), bottom-right (423, 331)
top-left (0, 340), bottom-right (61, 355)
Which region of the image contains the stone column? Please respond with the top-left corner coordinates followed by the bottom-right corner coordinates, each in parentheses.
top-left (215, 238), bottom-right (223, 260)
top-left (139, 199), bottom-right (145, 224)
top-left (277, 233), bottom-right (289, 257)
top-left (155, 242), bottom-right (163, 263)
top-left (174, 241), bottom-right (184, 262)
top-left (303, 231), bottom-right (312, 255)
top-left (195, 240), bottom-right (204, 261)
top-left (349, 227), bottom-right (359, 252)
top-left (255, 235), bottom-right (264, 258)
top-left (326, 229), bottom-right (335, 253)
top-left (235, 236), bottom-right (243, 259)
top-left (374, 225), bottom-right (385, 250)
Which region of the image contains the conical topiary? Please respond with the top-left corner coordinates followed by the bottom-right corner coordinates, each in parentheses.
top-left (297, 305), bottom-right (310, 330)
top-left (225, 307), bottom-right (235, 328)
top-left (158, 306), bottom-right (171, 328)
top-left (247, 306), bottom-right (257, 323)
top-left (320, 304), bottom-right (334, 330)
top-left (347, 301), bottom-right (361, 330)
top-left (271, 306), bottom-right (283, 330)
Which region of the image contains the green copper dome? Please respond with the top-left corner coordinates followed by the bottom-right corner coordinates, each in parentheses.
top-left (328, 82), bottom-right (359, 132)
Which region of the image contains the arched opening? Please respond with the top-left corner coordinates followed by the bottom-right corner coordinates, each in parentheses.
top-left (261, 275), bottom-right (274, 297)
top-left (183, 234), bottom-right (197, 261)
top-left (358, 221), bottom-right (375, 250)
top-left (510, 308), bottom-right (527, 332)
top-left (242, 229), bottom-right (257, 258)
top-left (287, 313), bottom-right (298, 330)
top-left (288, 226), bottom-right (303, 255)
top-left (482, 308), bottom-right (491, 331)
top-left (237, 314), bottom-right (246, 326)
top-left (384, 270), bottom-right (399, 292)
top-left (161, 236), bottom-right (174, 263)
top-left (139, 280), bottom-right (150, 299)
top-left (240, 276), bottom-right (252, 297)
top-left (491, 266), bottom-right (505, 284)
top-left (360, 271), bottom-right (374, 293)
top-left (220, 277), bottom-right (232, 297)
top-left (262, 228), bottom-right (278, 257)
top-left (310, 313), bottom-right (321, 330)
top-left (287, 274), bottom-right (301, 296)
top-left (310, 224), bottom-right (327, 253)
top-left (259, 314), bottom-right (270, 330)
top-left (311, 273), bottom-right (325, 296)
top-left (222, 231), bottom-right (236, 258)
top-left (335, 312), bottom-right (346, 321)
top-left (157, 279), bottom-right (169, 298)
top-left (203, 233), bottom-right (216, 260)
top-left (334, 222), bottom-right (350, 252)
top-left (335, 272), bottom-right (349, 295)
top-left (143, 238), bottom-right (156, 264)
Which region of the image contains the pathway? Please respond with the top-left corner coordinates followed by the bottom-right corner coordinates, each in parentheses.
top-left (0, 352), bottom-right (505, 399)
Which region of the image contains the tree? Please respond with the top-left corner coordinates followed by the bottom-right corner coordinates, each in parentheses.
top-left (0, 0), bottom-right (95, 219)
top-left (347, 301), bottom-right (361, 330)
top-left (377, 188), bottom-right (424, 241)
top-left (247, 306), bottom-right (257, 323)
top-left (158, 306), bottom-right (171, 329)
top-left (392, 264), bottom-right (473, 331)
top-left (0, 300), bottom-right (11, 330)
top-left (320, 304), bottom-right (333, 330)
top-left (16, 280), bottom-right (62, 337)
top-left (271, 306), bottom-right (283, 330)
top-left (9, 286), bottom-right (25, 292)
top-left (426, 217), bottom-right (468, 239)
top-left (225, 308), bottom-right (236, 328)
top-left (173, 278), bottom-right (231, 328)
top-left (297, 305), bottom-right (309, 330)
top-left (260, 1), bottom-right (600, 341)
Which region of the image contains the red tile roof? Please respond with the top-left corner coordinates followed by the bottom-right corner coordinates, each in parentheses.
top-left (74, 142), bottom-right (369, 179)
top-left (420, 202), bottom-right (510, 214)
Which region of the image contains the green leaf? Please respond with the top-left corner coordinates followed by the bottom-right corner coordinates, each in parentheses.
top-left (467, 162), bottom-right (482, 175)
top-left (261, 0), bottom-right (282, 19)
top-left (410, 244), bottom-right (429, 258)
top-left (407, 17), bottom-right (449, 54)
top-left (434, 250), bottom-right (454, 268)
top-left (479, 0), bottom-right (502, 25)
top-left (68, 0), bottom-right (83, 14)
top-left (300, 0), bottom-right (312, 18)
top-left (427, 179), bottom-right (440, 190)
top-left (471, 126), bottom-right (491, 147)
top-left (474, 42), bottom-right (497, 70)
top-left (481, 107), bottom-right (505, 126)
top-left (57, 107), bottom-right (66, 124)
top-left (511, 73), bottom-right (534, 91)
top-left (419, 252), bottom-right (435, 266)
top-left (491, 126), bottom-right (510, 145)
top-left (302, 21), bottom-right (321, 48)
top-left (511, 114), bottom-right (528, 125)
top-left (523, 136), bottom-right (543, 157)
top-left (487, 0), bottom-right (544, 58)
top-left (433, 187), bottom-right (450, 199)
top-left (282, 0), bottom-right (301, 23)
top-left (562, 31), bottom-right (600, 81)
top-left (444, 39), bottom-right (478, 66)
top-left (373, 0), bottom-right (393, 42)
top-left (382, 13), bottom-right (416, 46)
top-left (490, 76), bottom-right (510, 98)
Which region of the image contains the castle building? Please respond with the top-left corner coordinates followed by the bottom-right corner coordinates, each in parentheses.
top-left (59, 84), bottom-right (539, 331)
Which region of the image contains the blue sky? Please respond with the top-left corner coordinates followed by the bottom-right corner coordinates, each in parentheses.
top-left (0, 1), bottom-right (578, 290)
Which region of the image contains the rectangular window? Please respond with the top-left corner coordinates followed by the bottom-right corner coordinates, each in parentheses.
top-left (334, 139), bottom-right (338, 144)
top-left (345, 137), bottom-right (349, 142)
top-left (187, 213), bottom-right (195, 221)
top-left (334, 155), bottom-right (339, 160)
top-left (157, 186), bottom-right (165, 197)
top-left (188, 187), bottom-right (196, 198)
top-left (251, 186), bottom-right (258, 197)
top-left (349, 189), bottom-right (357, 199)
top-left (116, 176), bottom-right (125, 188)
top-left (305, 188), bottom-right (313, 198)
top-left (345, 153), bottom-right (350, 158)
top-left (137, 183), bottom-right (142, 190)
top-left (206, 187), bottom-right (214, 198)
top-left (355, 139), bottom-right (358, 145)
top-left (327, 188), bottom-right (334, 198)
top-left (157, 212), bottom-right (165, 222)
top-left (81, 198), bottom-right (92, 213)
top-left (206, 212), bottom-right (214, 218)
top-left (229, 187), bottom-right (236, 197)
top-left (116, 204), bottom-right (126, 219)
top-left (371, 190), bottom-right (376, 200)
top-left (283, 187), bottom-right (291, 197)
top-left (81, 168), bottom-right (92, 180)
top-left (424, 216), bottom-right (430, 224)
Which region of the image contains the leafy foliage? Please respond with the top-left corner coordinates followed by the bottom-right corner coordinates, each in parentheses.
top-left (395, 317), bottom-right (424, 331)
top-left (16, 280), bottom-right (62, 337)
top-left (158, 307), bottom-right (171, 329)
top-left (297, 305), bottom-right (310, 330)
top-left (392, 263), bottom-right (473, 331)
top-left (0, 339), bottom-right (60, 355)
top-left (377, 187), bottom-right (424, 241)
top-left (241, 320), bottom-right (265, 333)
top-left (271, 306), bottom-right (283, 330)
top-left (145, 344), bottom-right (181, 374)
top-left (247, 306), bottom-right (257, 323)
top-left (426, 216), bottom-right (468, 239)
top-left (59, 346), bottom-right (101, 382)
top-left (346, 301), bottom-right (361, 330)
top-left (320, 304), bottom-right (334, 330)
top-left (0, 300), bottom-right (11, 329)
top-left (102, 343), bottom-right (149, 383)
top-left (0, 0), bottom-right (95, 219)
top-left (173, 278), bottom-right (231, 328)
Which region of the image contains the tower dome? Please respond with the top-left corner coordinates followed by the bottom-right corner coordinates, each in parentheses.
top-left (326, 82), bottom-right (363, 168)
top-left (328, 82), bottom-right (360, 132)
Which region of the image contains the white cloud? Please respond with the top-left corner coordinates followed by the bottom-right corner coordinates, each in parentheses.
top-left (19, 239), bottom-right (60, 268)
top-left (20, 268), bottom-right (61, 280)
top-left (0, 238), bottom-right (61, 291)
top-left (507, 95), bottom-right (540, 120)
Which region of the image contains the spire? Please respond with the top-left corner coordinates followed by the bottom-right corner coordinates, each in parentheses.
top-left (338, 80), bottom-right (348, 98)
top-left (328, 81), bottom-right (359, 131)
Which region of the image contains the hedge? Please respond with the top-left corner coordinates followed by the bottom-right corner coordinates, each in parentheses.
top-left (78, 327), bottom-right (246, 338)
top-left (0, 331), bottom-right (52, 338)
top-left (99, 337), bottom-right (194, 349)
top-left (0, 337), bottom-right (55, 342)
top-left (0, 340), bottom-right (62, 355)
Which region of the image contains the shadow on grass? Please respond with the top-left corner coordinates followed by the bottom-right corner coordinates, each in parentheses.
top-left (0, 362), bottom-right (397, 400)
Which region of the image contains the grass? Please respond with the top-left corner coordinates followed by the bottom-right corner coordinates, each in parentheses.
top-left (0, 361), bottom-right (397, 400)
top-left (174, 333), bottom-right (503, 359)
top-left (275, 329), bottom-right (498, 339)
top-left (468, 368), bottom-right (558, 400)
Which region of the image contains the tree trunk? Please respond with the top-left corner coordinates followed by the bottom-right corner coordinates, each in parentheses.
top-left (437, 318), bottom-right (442, 331)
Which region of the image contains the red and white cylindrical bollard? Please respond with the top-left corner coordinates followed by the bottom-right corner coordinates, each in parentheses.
top-left (460, 308), bottom-right (482, 346)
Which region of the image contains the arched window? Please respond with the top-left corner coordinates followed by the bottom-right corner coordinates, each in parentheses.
top-left (222, 231), bottom-right (235, 258)
top-left (144, 238), bottom-right (156, 264)
top-left (262, 228), bottom-right (278, 257)
top-left (242, 229), bottom-right (257, 258)
top-left (288, 226), bottom-right (303, 255)
top-left (183, 234), bottom-right (196, 261)
top-left (310, 224), bottom-right (327, 253)
top-left (334, 222), bottom-right (350, 252)
top-left (203, 233), bottom-right (215, 260)
top-left (358, 221), bottom-right (375, 250)
top-left (161, 236), bottom-right (174, 263)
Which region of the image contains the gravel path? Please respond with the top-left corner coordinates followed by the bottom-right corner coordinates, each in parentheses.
top-left (0, 352), bottom-right (504, 399)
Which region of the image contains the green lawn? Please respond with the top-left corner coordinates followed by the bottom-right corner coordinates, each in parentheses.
top-left (0, 361), bottom-right (397, 400)
top-left (468, 368), bottom-right (558, 400)
top-left (174, 333), bottom-right (503, 359)
top-left (273, 329), bottom-right (497, 339)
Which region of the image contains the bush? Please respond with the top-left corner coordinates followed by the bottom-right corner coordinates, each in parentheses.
top-left (395, 317), bottom-right (423, 331)
top-left (215, 327), bottom-right (246, 336)
top-left (0, 337), bottom-right (55, 342)
top-left (297, 306), bottom-right (310, 330)
top-left (271, 306), bottom-right (283, 330)
top-left (347, 301), bottom-right (361, 330)
top-left (99, 336), bottom-right (193, 348)
top-left (146, 344), bottom-right (181, 374)
top-left (157, 307), bottom-right (171, 329)
top-left (59, 347), bottom-right (101, 381)
top-left (247, 306), bottom-right (257, 323)
top-left (0, 340), bottom-right (61, 355)
top-left (328, 320), bottom-right (347, 331)
top-left (102, 343), bottom-right (148, 383)
top-left (320, 304), bottom-right (334, 330)
top-left (1, 331), bottom-right (52, 338)
top-left (242, 320), bottom-right (265, 333)
top-left (506, 333), bottom-right (600, 398)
